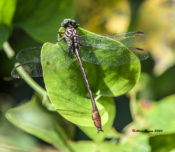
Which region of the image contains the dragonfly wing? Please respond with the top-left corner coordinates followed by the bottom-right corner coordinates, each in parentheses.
top-left (12, 47), bottom-right (43, 78)
top-left (80, 35), bottom-right (131, 51)
top-left (12, 43), bottom-right (73, 78)
top-left (99, 31), bottom-right (146, 46)
top-left (11, 62), bottom-right (43, 78)
top-left (79, 33), bottom-right (148, 66)
top-left (79, 31), bottom-right (147, 48)
top-left (16, 47), bottom-right (42, 64)
top-left (79, 45), bottom-right (149, 66)
top-left (15, 42), bottom-right (59, 64)
top-left (131, 48), bottom-right (149, 61)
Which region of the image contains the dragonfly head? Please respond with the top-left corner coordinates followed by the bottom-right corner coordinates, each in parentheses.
top-left (61, 19), bottom-right (79, 28)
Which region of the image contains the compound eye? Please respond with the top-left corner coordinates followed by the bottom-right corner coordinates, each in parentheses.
top-left (71, 22), bottom-right (75, 26)
top-left (71, 19), bottom-right (77, 27)
top-left (64, 19), bottom-right (69, 24)
top-left (71, 19), bottom-right (76, 23)
top-left (61, 19), bottom-right (69, 27)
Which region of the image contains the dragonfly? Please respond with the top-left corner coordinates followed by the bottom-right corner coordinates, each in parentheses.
top-left (11, 19), bottom-right (148, 133)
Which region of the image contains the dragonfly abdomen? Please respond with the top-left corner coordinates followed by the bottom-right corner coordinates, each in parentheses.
top-left (72, 36), bottom-right (80, 51)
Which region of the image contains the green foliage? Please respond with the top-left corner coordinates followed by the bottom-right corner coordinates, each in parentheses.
top-left (1, 0), bottom-right (175, 151)
top-left (136, 94), bottom-right (175, 133)
top-left (41, 27), bottom-right (140, 135)
top-left (13, 0), bottom-right (75, 42)
top-left (79, 97), bottom-right (115, 141)
top-left (137, 68), bottom-right (175, 101)
top-left (41, 42), bottom-right (109, 128)
top-left (150, 133), bottom-right (175, 152)
top-left (0, 0), bottom-right (17, 26)
top-left (0, 0), bottom-right (16, 48)
top-left (69, 134), bottom-right (150, 152)
top-left (0, 95), bottom-right (39, 152)
top-left (6, 95), bottom-right (73, 151)
top-left (0, 120), bottom-right (39, 152)
top-left (154, 66), bottom-right (175, 99)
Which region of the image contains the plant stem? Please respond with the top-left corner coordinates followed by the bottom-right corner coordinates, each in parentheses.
top-left (2, 42), bottom-right (15, 58)
top-left (15, 62), bottom-right (47, 97)
top-left (2, 41), bottom-right (47, 98)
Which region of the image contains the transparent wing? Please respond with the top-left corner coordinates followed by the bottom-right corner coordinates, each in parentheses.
top-left (11, 63), bottom-right (43, 78)
top-left (15, 45), bottom-right (61, 64)
top-left (79, 46), bottom-right (148, 66)
top-left (15, 47), bottom-right (42, 64)
top-left (98, 31), bottom-right (146, 46)
top-left (79, 31), bottom-right (147, 49)
top-left (11, 44), bottom-right (73, 78)
top-left (79, 32), bottom-right (148, 66)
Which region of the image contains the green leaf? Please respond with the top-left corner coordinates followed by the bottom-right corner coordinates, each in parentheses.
top-left (6, 95), bottom-right (73, 152)
top-left (13, 0), bottom-right (75, 42)
top-left (0, 0), bottom-right (17, 26)
top-left (0, 24), bottom-right (10, 49)
top-left (136, 73), bottom-right (155, 100)
top-left (137, 94), bottom-right (175, 134)
top-left (118, 134), bottom-right (151, 152)
top-left (79, 97), bottom-right (116, 141)
top-left (69, 141), bottom-right (98, 152)
top-left (154, 66), bottom-right (175, 99)
top-left (0, 94), bottom-right (39, 152)
top-left (134, 67), bottom-right (175, 101)
top-left (41, 42), bottom-right (107, 127)
top-left (0, 121), bottom-right (39, 152)
top-left (69, 141), bottom-right (119, 152)
top-left (41, 27), bottom-right (141, 131)
top-left (150, 133), bottom-right (175, 152)
top-left (69, 134), bottom-right (150, 152)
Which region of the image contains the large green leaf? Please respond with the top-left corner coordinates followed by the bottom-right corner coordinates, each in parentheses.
top-left (6, 95), bottom-right (73, 152)
top-left (13, 0), bottom-right (75, 42)
top-left (41, 28), bottom-right (141, 131)
top-left (0, 0), bottom-right (17, 26)
top-left (41, 42), bottom-right (107, 128)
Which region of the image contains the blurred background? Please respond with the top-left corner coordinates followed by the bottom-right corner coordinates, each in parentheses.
top-left (0, 0), bottom-right (175, 151)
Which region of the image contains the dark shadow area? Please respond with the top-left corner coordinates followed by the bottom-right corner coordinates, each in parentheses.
top-left (113, 95), bottom-right (133, 132)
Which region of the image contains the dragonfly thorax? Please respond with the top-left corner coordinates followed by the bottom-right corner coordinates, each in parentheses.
top-left (65, 26), bottom-right (80, 51)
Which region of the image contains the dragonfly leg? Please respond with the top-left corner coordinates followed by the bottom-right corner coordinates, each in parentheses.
top-left (58, 35), bottom-right (65, 42)
top-left (57, 30), bottom-right (65, 34)
top-left (57, 30), bottom-right (65, 42)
